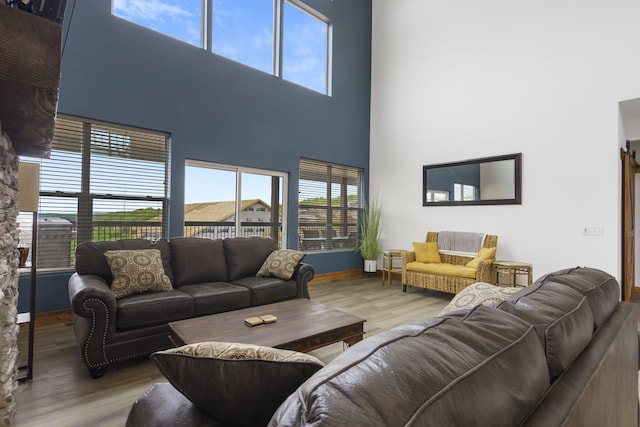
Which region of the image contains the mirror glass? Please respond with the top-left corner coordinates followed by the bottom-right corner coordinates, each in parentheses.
top-left (423, 153), bottom-right (522, 206)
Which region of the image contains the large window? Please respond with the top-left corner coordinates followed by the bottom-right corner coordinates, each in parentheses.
top-left (212, 0), bottom-right (274, 74)
top-left (112, 0), bottom-right (331, 94)
top-left (298, 159), bottom-right (361, 252)
top-left (184, 161), bottom-right (287, 247)
top-left (17, 116), bottom-right (169, 271)
top-left (282, 2), bottom-right (328, 93)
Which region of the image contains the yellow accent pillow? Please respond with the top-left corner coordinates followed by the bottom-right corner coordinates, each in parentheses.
top-left (412, 242), bottom-right (442, 264)
top-left (465, 247), bottom-right (497, 269)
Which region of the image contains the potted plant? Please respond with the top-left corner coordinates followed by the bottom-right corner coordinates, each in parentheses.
top-left (357, 197), bottom-right (383, 272)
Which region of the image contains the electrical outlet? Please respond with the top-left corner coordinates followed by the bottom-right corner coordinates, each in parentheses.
top-left (583, 226), bottom-right (604, 236)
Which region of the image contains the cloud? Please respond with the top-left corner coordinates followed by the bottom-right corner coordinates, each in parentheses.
top-left (282, 16), bottom-right (327, 91)
top-left (113, 0), bottom-right (195, 23)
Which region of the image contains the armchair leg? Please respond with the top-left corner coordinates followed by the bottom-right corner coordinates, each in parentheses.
top-left (403, 284), bottom-right (407, 293)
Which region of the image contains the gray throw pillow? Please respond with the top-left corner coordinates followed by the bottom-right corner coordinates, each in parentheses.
top-left (151, 342), bottom-right (324, 427)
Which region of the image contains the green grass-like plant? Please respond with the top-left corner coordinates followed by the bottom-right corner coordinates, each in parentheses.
top-left (357, 197), bottom-right (382, 260)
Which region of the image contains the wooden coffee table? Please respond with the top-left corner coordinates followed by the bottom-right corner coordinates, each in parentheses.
top-left (168, 299), bottom-right (366, 353)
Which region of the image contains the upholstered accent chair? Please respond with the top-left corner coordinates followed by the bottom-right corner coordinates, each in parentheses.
top-left (402, 231), bottom-right (498, 294)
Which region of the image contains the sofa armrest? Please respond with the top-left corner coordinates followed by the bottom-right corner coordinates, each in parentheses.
top-left (476, 260), bottom-right (495, 284)
top-left (292, 262), bottom-right (314, 299)
top-left (68, 272), bottom-right (118, 371)
top-left (402, 251), bottom-right (416, 269)
top-left (402, 251), bottom-right (416, 265)
top-left (401, 252), bottom-right (416, 284)
top-left (69, 273), bottom-right (116, 317)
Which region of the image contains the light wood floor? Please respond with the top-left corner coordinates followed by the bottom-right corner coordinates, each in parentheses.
top-left (12, 277), bottom-right (452, 427)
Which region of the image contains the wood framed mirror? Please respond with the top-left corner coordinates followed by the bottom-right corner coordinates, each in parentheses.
top-left (423, 153), bottom-right (522, 206)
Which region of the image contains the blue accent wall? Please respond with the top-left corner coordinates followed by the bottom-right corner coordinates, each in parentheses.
top-left (23, 0), bottom-right (372, 313)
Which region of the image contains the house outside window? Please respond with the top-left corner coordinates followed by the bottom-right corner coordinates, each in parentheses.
top-left (298, 158), bottom-right (361, 252)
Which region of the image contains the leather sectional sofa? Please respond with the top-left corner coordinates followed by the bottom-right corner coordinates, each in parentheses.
top-left (68, 236), bottom-right (314, 378)
top-left (127, 266), bottom-right (638, 426)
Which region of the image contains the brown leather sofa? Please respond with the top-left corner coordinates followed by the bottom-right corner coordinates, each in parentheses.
top-left (68, 236), bottom-right (314, 378)
top-left (126, 267), bottom-right (638, 426)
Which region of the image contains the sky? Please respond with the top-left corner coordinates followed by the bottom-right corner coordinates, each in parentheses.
top-left (184, 165), bottom-right (279, 204)
top-left (112, 0), bottom-right (328, 93)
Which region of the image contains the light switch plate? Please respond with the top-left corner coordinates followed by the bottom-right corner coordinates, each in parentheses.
top-left (583, 226), bottom-right (604, 236)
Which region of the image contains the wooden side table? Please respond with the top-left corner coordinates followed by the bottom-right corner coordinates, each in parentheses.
top-left (494, 261), bottom-right (533, 287)
top-left (382, 250), bottom-right (405, 287)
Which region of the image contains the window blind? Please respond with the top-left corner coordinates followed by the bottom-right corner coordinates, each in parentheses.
top-left (17, 115), bottom-right (169, 271)
top-left (298, 158), bottom-right (361, 251)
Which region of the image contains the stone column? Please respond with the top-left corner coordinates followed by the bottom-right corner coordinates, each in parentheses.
top-left (0, 123), bottom-right (20, 425)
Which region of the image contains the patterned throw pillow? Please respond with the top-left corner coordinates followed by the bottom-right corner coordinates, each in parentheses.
top-left (104, 249), bottom-right (172, 298)
top-left (439, 282), bottom-right (521, 315)
top-left (256, 249), bottom-right (305, 280)
top-left (151, 342), bottom-right (324, 427)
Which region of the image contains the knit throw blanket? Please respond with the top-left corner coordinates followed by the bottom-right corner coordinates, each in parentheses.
top-left (438, 231), bottom-right (486, 257)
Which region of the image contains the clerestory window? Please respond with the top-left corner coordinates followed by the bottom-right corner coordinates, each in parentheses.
top-left (112, 0), bottom-right (331, 94)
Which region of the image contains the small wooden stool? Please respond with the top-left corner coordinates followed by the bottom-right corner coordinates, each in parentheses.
top-left (382, 250), bottom-right (405, 287)
top-left (494, 261), bottom-right (533, 287)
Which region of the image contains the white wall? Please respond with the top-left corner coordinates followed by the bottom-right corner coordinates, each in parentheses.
top-left (370, 0), bottom-right (640, 281)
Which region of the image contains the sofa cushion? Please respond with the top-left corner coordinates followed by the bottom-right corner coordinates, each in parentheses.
top-left (151, 342), bottom-right (324, 427)
top-left (412, 241), bottom-right (441, 263)
top-left (117, 289), bottom-right (194, 329)
top-left (231, 276), bottom-right (298, 306)
top-left (170, 237), bottom-right (229, 286)
top-left (104, 249), bottom-right (173, 298)
top-left (270, 305), bottom-right (549, 427)
top-left (497, 281), bottom-right (594, 379)
top-left (224, 237), bottom-right (277, 281)
top-left (465, 246), bottom-right (497, 268)
top-left (177, 283), bottom-right (250, 316)
top-left (534, 267), bottom-right (619, 328)
top-left (439, 281), bottom-right (522, 315)
top-left (256, 249), bottom-right (305, 280)
top-left (75, 238), bottom-right (173, 284)
top-left (406, 261), bottom-right (477, 278)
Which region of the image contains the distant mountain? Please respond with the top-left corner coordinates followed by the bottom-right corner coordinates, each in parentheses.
top-left (40, 207), bottom-right (162, 223)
